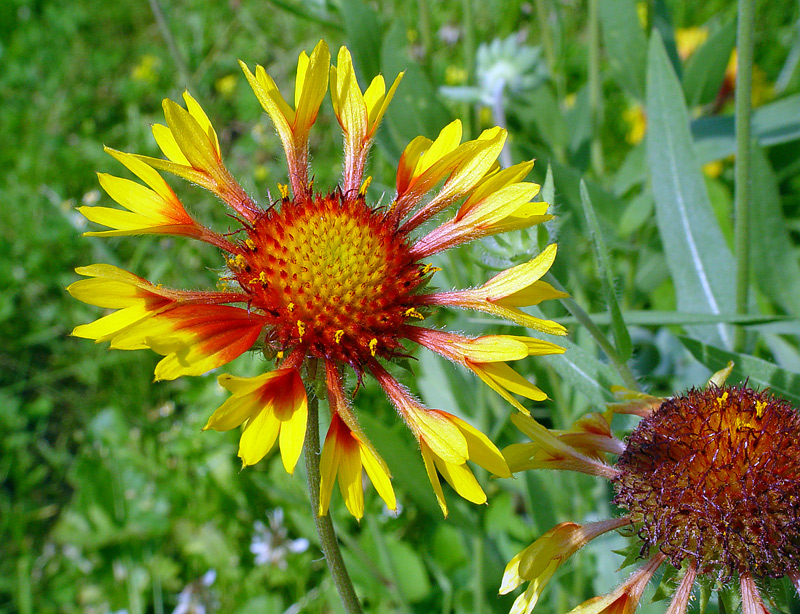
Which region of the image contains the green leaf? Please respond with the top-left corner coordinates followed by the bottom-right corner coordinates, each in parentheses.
top-left (379, 22), bottom-right (453, 161)
top-left (385, 540), bottom-right (432, 602)
top-left (646, 32), bottom-right (735, 348)
top-left (680, 336), bottom-right (800, 406)
top-left (558, 310), bottom-right (793, 327)
top-left (545, 338), bottom-right (623, 406)
top-left (692, 94), bottom-right (800, 164)
top-left (339, 0), bottom-right (382, 81)
top-left (749, 145), bottom-right (800, 314)
top-left (579, 180), bottom-right (632, 360)
top-left (598, 0), bottom-right (648, 98)
top-left (682, 19), bottom-right (736, 107)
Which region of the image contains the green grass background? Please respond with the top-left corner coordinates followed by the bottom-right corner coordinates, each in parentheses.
top-left (2, 0), bottom-right (800, 612)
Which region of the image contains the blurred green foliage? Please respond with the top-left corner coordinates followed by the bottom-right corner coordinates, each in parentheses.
top-left (2, 0), bottom-right (800, 613)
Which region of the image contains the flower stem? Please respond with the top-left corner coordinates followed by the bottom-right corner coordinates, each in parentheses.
top-left (304, 383), bottom-right (363, 614)
top-left (733, 0), bottom-right (755, 352)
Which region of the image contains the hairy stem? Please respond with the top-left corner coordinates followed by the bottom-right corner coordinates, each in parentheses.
top-left (303, 372), bottom-right (363, 614)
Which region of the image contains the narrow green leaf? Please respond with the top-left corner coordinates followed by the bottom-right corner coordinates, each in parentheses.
top-left (749, 145), bottom-right (800, 314)
top-left (682, 19), bottom-right (736, 107)
top-left (556, 310), bottom-right (793, 327)
top-left (545, 339), bottom-right (623, 406)
top-left (680, 336), bottom-right (800, 406)
top-left (579, 180), bottom-right (632, 360)
top-left (598, 0), bottom-right (648, 98)
top-left (692, 94), bottom-right (800, 164)
top-left (646, 32), bottom-right (735, 348)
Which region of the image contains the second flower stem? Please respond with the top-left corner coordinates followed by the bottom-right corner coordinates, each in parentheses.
top-left (304, 385), bottom-right (363, 614)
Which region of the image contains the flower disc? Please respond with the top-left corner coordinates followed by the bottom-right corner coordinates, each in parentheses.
top-left (229, 191), bottom-right (427, 366)
top-left (613, 385), bottom-right (800, 579)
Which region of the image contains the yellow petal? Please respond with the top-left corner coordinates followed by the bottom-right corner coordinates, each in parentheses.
top-left (238, 408), bottom-right (280, 467)
top-left (460, 182), bottom-right (541, 227)
top-left (182, 91), bottom-right (220, 156)
top-left (338, 440), bottom-right (364, 519)
top-left (358, 436), bottom-right (396, 512)
top-left (72, 303), bottom-right (154, 342)
top-left (132, 154), bottom-right (212, 191)
top-left (330, 46), bottom-right (367, 139)
top-left (485, 244), bottom-right (558, 300)
top-left (152, 122), bottom-right (189, 165)
top-left (396, 135), bottom-right (433, 194)
top-left (319, 428), bottom-right (341, 517)
top-left (105, 147), bottom-right (180, 204)
top-left (203, 384), bottom-right (262, 432)
top-left (293, 41), bottom-right (330, 132)
top-left (432, 454), bottom-right (486, 504)
top-left (417, 120), bottom-right (463, 176)
top-left (68, 265), bottom-right (151, 308)
top-left (451, 335), bottom-right (531, 363)
top-left (457, 160), bottom-right (534, 220)
top-left (470, 361), bottom-right (548, 412)
top-left (420, 441), bottom-right (448, 517)
top-left (162, 98), bottom-right (221, 176)
top-left (450, 415), bottom-right (510, 478)
top-left (365, 70), bottom-right (403, 128)
top-left (239, 60), bottom-right (294, 146)
top-left (278, 390), bottom-right (308, 474)
top-left (500, 546), bottom-right (529, 594)
top-left (410, 409), bottom-right (469, 464)
top-left (510, 583), bottom-right (542, 614)
top-left (95, 174), bottom-right (167, 217)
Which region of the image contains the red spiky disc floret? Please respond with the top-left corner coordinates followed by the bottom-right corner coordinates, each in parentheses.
top-left (226, 190), bottom-right (427, 369)
top-left (613, 385), bottom-right (800, 581)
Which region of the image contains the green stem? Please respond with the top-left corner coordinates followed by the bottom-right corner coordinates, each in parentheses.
top-left (546, 273), bottom-right (640, 391)
top-left (733, 0), bottom-right (755, 352)
top-left (304, 382), bottom-right (363, 614)
top-left (588, 0), bottom-right (604, 176)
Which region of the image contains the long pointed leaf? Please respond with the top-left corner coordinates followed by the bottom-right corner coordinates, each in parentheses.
top-left (749, 145), bottom-right (800, 314)
top-left (545, 339), bottom-right (623, 407)
top-left (579, 180), bottom-right (632, 361)
top-left (646, 32), bottom-right (735, 348)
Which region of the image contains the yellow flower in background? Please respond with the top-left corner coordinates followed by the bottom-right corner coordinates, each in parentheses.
top-left (70, 40), bottom-right (567, 518)
top-left (622, 103), bottom-right (647, 145)
top-left (675, 26), bottom-right (709, 61)
top-left (215, 74), bottom-right (238, 98)
top-left (500, 365), bottom-right (800, 614)
top-left (131, 54), bottom-right (160, 84)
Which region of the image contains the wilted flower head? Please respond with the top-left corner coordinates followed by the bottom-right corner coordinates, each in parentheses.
top-left (69, 40), bottom-right (567, 518)
top-left (501, 365), bottom-right (800, 614)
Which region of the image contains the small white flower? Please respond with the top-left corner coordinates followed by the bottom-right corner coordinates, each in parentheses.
top-left (250, 508), bottom-right (309, 569)
top-left (172, 569), bottom-right (216, 614)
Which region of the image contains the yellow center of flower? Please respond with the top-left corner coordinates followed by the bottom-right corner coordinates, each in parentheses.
top-left (613, 385), bottom-right (800, 579)
top-left (229, 191), bottom-right (428, 366)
